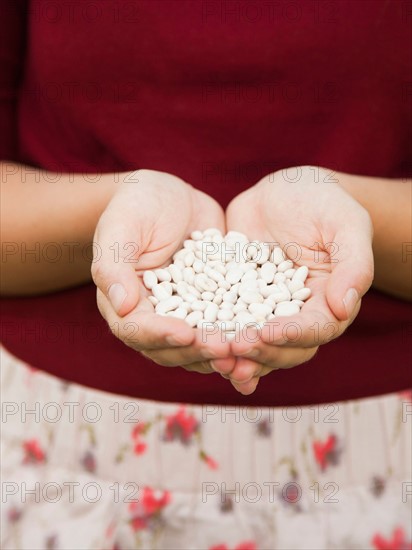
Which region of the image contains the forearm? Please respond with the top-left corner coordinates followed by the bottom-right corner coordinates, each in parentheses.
top-left (1, 162), bottom-right (121, 295)
top-left (338, 171), bottom-right (411, 300)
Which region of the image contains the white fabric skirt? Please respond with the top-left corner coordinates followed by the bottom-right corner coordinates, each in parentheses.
top-left (1, 345), bottom-right (411, 550)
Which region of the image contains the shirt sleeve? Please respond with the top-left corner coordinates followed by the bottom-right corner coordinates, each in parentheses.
top-left (0, 0), bottom-right (27, 161)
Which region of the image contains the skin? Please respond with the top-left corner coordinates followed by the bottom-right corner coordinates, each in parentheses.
top-left (1, 164), bottom-right (411, 394)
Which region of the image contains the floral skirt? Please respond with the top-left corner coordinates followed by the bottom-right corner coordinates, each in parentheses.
top-left (1, 345), bottom-right (411, 550)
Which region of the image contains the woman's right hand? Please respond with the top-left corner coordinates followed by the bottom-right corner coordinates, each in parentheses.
top-left (92, 169), bottom-right (234, 374)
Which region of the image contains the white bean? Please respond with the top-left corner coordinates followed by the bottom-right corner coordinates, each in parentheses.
top-left (205, 266), bottom-right (225, 283)
top-left (169, 307), bottom-right (188, 320)
top-left (287, 279), bottom-right (304, 294)
top-left (257, 244), bottom-right (271, 264)
top-left (293, 265), bottom-right (309, 283)
top-left (233, 301), bottom-right (247, 314)
top-left (283, 268), bottom-right (296, 279)
top-left (204, 302), bottom-right (219, 322)
top-left (176, 281), bottom-right (189, 295)
top-left (186, 310), bottom-right (203, 327)
top-left (173, 249), bottom-right (187, 261)
top-left (260, 262), bottom-right (276, 283)
top-left (192, 259), bottom-right (204, 274)
top-left (213, 294), bottom-right (223, 305)
top-left (190, 230), bottom-right (204, 240)
top-left (233, 311), bottom-right (257, 325)
top-left (143, 270), bottom-right (158, 289)
top-left (248, 303), bottom-right (272, 319)
top-left (292, 288), bottom-right (312, 301)
top-left (261, 284), bottom-right (280, 298)
top-left (152, 283), bottom-right (172, 301)
top-left (241, 291), bottom-right (264, 305)
top-left (168, 264), bottom-right (183, 283)
top-left (274, 272), bottom-right (286, 283)
top-left (183, 251), bottom-right (195, 267)
top-left (183, 239), bottom-right (196, 250)
top-left (226, 267), bottom-right (243, 284)
top-left (218, 280), bottom-right (231, 290)
top-left (183, 267), bottom-right (195, 285)
top-left (275, 302), bottom-right (300, 317)
top-left (155, 295), bottom-right (183, 314)
top-left (148, 295), bottom-right (159, 306)
top-left (154, 268), bottom-right (171, 282)
top-left (218, 309), bottom-right (234, 321)
top-left (271, 247), bottom-right (286, 265)
top-left (241, 270), bottom-right (258, 282)
top-left (271, 292), bottom-right (291, 304)
top-left (186, 285), bottom-right (201, 298)
top-left (222, 291), bottom-right (237, 303)
top-left (277, 260), bottom-right (294, 273)
top-left (182, 293), bottom-right (197, 304)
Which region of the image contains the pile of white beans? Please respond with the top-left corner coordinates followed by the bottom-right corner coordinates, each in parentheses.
top-left (143, 229), bottom-right (310, 332)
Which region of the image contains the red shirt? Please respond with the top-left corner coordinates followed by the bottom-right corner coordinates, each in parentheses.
top-left (1, 0), bottom-right (411, 405)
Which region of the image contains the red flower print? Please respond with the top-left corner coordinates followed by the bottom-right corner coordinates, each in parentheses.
top-left (134, 441), bottom-right (147, 455)
top-left (370, 476), bottom-right (386, 498)
top-left (128, 486), bottom-right (171, 532)
top-left (199, 450), bottom-right (219, 470)
top-left (164, 406), bottom-right (199, 444)
top-left (131, 422), bottom-right (148, 455)
top-left (313, 434), bottom-right (341, 471)
top-left (281, 482), bottom-right (301, 505)
top-left (132, 423), bottom-right (147, 438)
top-left (220, 492), bottom-right (234, 513)
top-left (7, 507), bottom-right (22, 523)
top-left (372, 527), bottom-right (412, 550)
top-left (209, 543), bottom-right (257, 550)
top-left (22, 439), bottom-right (46, 464)
top-left (81, 450), bottom-right (96, 473)
top-left (256, 418), bottom-right (272, 437)
top-left (45, 534), bottom-right (58, 550)
top-left (142, 486), bottom-right (171, 515)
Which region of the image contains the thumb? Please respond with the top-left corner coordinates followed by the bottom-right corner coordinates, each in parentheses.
top-left (326, 225), bottom-right (374, 321)
top-left (91, 217), bottom-right (141, 317)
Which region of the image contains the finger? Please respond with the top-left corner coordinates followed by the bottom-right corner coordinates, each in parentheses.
top-left (141, 330), bottom-right (233, 366)
top-left (230, 375), bottom-right (261, 395)
top-left (209, 357), bottom-right (237, 375)
top-left (247, 287), bottom-right (361, 349)
top-left (326, 218), bottom-right (374, 321)
top-left (97, 289), bottom-right (195, 349)
top-left (142, 355), bottom-right (215, 374)
top-left (181, 362), bottom-right (216, 374)
top-left (92, 212), bottom-right (144, 317)
top-left (229, 347), bottom-right (317, 384)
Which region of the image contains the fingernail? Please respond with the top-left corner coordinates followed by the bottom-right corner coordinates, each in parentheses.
top-left (343, 288), bottom-right (359, 317)
top-left (108, 283), bottom-right (127, 312)
top-left (166, 335), bottom-right (183, 346)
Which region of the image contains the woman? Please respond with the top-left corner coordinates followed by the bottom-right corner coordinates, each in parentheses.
top-left (1, 1), bottom-right (411, 549)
